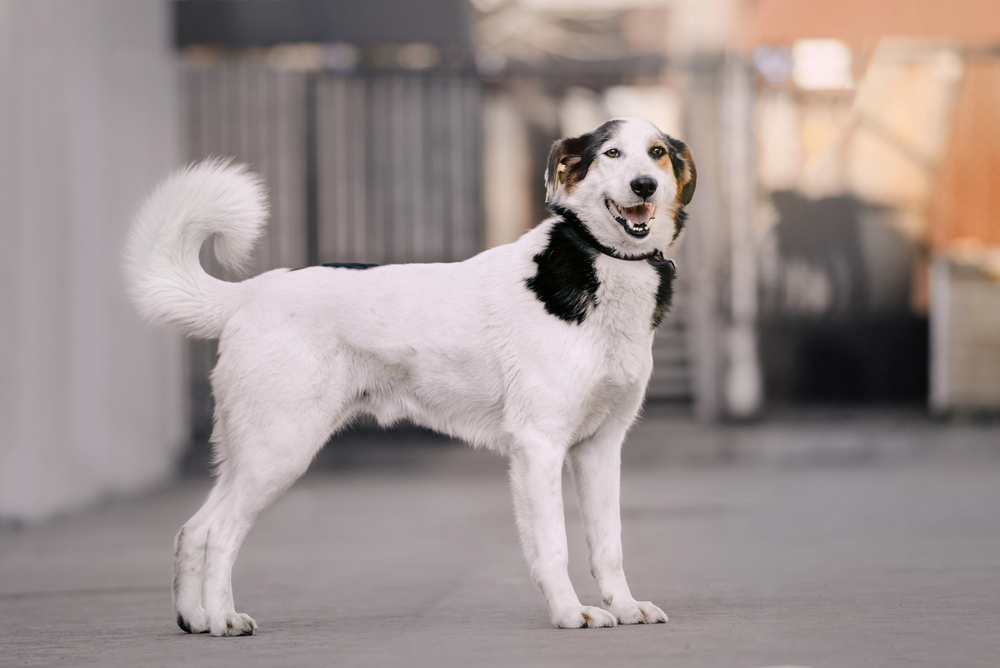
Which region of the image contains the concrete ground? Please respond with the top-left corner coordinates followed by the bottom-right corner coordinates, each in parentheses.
top-left (2, 408), bottom-right (1000, 667)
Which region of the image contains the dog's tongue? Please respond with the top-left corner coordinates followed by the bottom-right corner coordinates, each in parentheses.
top-left (622, 203), bottom-right (655, 226)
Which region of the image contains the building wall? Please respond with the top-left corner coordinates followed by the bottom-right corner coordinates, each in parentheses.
top-left (931, 260), bottom-right (1000, 412)
top-left (0, 0), bottom-right (184, 522)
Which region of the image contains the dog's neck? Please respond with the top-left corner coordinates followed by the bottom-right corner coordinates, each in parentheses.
top-left (548, 205), bottom-right (662, 263)
top-left (528, 206), bottom-right (677, 329)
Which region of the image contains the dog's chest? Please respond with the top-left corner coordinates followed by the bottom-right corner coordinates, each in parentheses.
top-left (573, 303), bottom-right (655, 433)
top-left (525, 221), bottom-right (674, 332)
top-left (589, 258), bottom-right (661, 382)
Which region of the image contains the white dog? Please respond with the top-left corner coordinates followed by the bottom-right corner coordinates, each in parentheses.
top-left (125, 116), bottom-right (696, 636)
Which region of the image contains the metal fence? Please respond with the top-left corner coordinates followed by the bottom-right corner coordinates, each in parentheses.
top-left (314, 74), bottom-right (482, 264)
top-left (186, 64), bottom-right (310, 273)
top-left (184, 64), bottom-right (483, 271)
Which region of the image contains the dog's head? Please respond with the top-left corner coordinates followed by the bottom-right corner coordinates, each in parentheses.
top-left (544, 117), bottom-right (696, 256)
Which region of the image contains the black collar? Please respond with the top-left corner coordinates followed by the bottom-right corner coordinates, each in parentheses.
top-left (549, 205), bottom-right (664, 262)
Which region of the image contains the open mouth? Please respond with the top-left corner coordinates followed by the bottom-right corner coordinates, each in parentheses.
top-left (606, 199), bottom-right (655, 239)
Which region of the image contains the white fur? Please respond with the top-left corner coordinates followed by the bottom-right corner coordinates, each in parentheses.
top-left (127, 118), bottom-right (687, 635)
top-left (124, 158), bottom-right (268, 338)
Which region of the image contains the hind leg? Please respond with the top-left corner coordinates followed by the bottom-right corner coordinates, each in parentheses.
top-left (196, 407), bottom-right (336, 636)
top-left (173, 474), bottom-right (230, 633)
top-left (174, 330), bottom-right (356, 635)
top-left (174, 413), bottom-right (238, 634)
top-left (174, 358), bottom-right (350, 636)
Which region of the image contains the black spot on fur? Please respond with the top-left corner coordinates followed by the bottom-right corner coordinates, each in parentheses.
top-left (289, 262), bottom-right (379, 272)
top-left (648, 254), bottom-right (676, 328)
top-left (177, 614), bottom-right (193, 634)
top-left (321, 262), bottom-right (378, 270)
top-left (526, 216), bottom-right (601, 325)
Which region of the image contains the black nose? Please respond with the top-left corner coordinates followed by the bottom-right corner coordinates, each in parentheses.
top-left (630, 176), bottom-right (657, 199)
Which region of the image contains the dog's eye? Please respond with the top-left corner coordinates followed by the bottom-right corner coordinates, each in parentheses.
top-left (650, 145), bottom-right (666, 158)
top-left (604, 148), bottom-right (620, 158)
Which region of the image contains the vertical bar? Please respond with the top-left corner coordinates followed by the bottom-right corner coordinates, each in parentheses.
top-left (256, 66), bottom-right (271, 218)
top-left (305, 72), bottom-right (319, 267)
top-left (465, 77), bottom-right (483, 255)
top-left (349, 77), bottom-right (367, 261)
top-left (389, 75), bottom-right (406, 261)
top-left (427, 75), bottom-right (447, 261)
top-left (929, 256), bottom-right (951, 413)
top-left (331, 77), bottom-right (348, 262)
top-left (685, 55), bottom-right (724, 421)
top-left (721, 53), bottom-right (763, 419)
top-left (370, 77), bottom-right (380, 262)
top-left (446, 77), bottom-right (461, 260)
top-left (408, 75), bottom-right (426, 261)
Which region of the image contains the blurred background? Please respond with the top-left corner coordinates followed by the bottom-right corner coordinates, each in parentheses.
top-left (2, 0), bottom-right (1000, 523)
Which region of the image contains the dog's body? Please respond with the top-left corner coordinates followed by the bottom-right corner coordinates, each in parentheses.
top-left (125, 117), bottom-right (695, 636)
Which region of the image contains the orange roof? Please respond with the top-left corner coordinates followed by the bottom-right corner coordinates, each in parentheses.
top-left (742, 0), bottom-right (1000, 49)
top-left (929, 61), bottom-right (1000, 250)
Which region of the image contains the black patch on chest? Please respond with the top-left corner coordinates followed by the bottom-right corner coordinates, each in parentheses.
top-left (528, 208), bottom-right (678, 328)
top-left (526, 221), bottom-right (600, 325)
top-left (648, 254), bottom-right (676, 328)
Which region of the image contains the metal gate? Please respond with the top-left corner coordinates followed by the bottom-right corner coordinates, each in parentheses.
top-left (314, 74), bottom-right (482, 264)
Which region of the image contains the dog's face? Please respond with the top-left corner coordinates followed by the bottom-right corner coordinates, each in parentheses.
top-left (544, 117), bottom-right (696, 256)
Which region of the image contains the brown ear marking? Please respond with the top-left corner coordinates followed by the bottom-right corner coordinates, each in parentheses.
top-left (663, 136), bottom-right (697, 207)
top-left (545, 135), bottom-right (590, 201)
top-left (545, 119), bottom-right (623, 201)
top-left (677, 145), bottom-right (696, 206)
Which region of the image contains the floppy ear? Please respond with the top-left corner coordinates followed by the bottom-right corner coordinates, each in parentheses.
top-left (665, 137), bottom-right (697, 207)
top-left (544, 134), bottom-right (588, 202)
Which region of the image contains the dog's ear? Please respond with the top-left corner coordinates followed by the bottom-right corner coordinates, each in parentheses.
top-left (544, 134), bottom-right (588, 202)
top-left (665, 137), bottom-right (697, 207)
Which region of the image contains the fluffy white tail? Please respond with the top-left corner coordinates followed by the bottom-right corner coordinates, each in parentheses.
top-left (124, 159), bottom-right (268, 338)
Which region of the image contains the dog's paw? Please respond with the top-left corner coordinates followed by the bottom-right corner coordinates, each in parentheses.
top-left (176, 607), bottom-right (210, 634)
top-left (607, 599), bottom-right (668, 625)
top-left (552, 605), bottom-right (618, 629)
top-left (208, 611), bottom-right (257, 637)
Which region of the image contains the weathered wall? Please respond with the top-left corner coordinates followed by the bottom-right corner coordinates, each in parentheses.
top-left (0, 0), bottom-right (184, 522)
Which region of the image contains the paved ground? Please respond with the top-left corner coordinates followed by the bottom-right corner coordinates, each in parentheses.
top-left (2, 408), bottom-right (1000, 667)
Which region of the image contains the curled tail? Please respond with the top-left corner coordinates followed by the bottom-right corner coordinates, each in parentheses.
top-left (124, 159), bottom-right (268, 338)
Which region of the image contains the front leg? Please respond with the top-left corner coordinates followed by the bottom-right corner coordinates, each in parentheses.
top-left (508, 437), bottom-right (617, 629)
top-left (568, 421), bottom-right (667, 625)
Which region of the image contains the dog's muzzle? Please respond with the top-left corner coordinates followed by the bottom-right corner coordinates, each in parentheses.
top-left (606, 199), bottom-right (656, 239)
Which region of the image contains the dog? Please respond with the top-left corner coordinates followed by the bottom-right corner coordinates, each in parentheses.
top-left (124, 116), bottom-right (696, 636)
